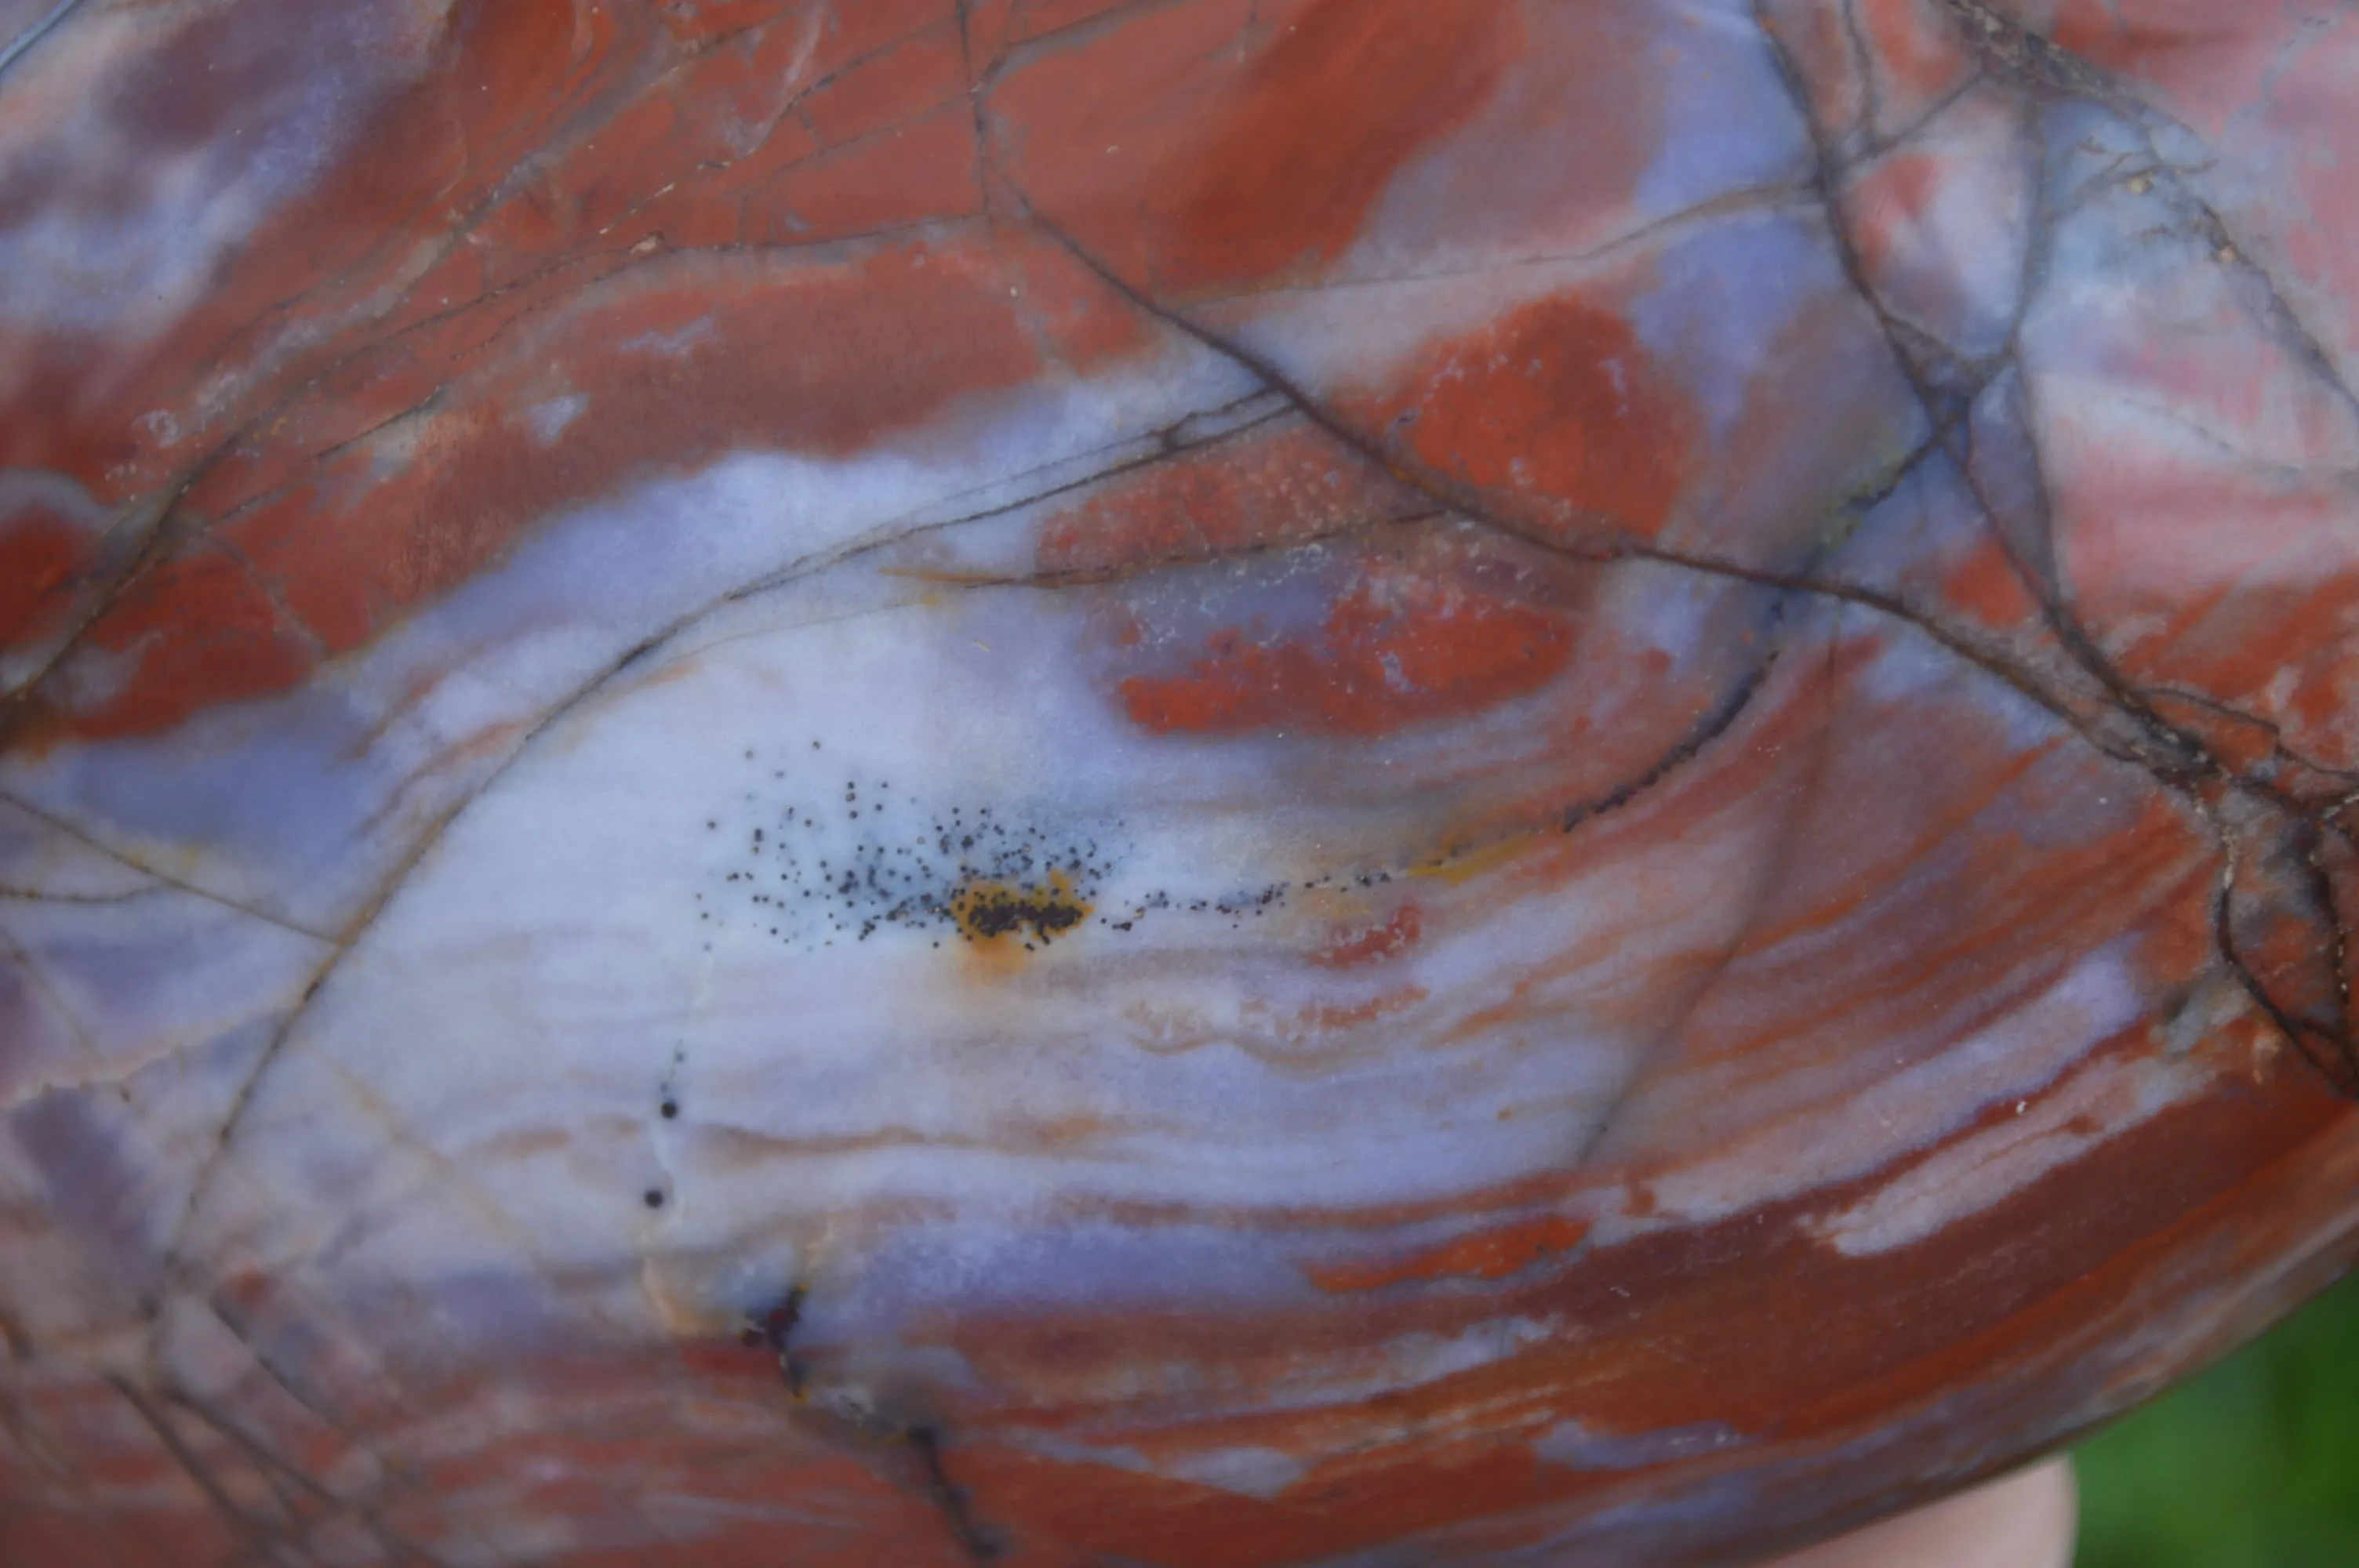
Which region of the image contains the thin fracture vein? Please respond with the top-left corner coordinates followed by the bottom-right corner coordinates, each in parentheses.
top-left (107, 1377), bottom-right (282, 1552)
top-left (1835, 0), bottom-right (1884, 141)
top-left (149, 376), bottom-right (1307, 1300)
top-left (0, 793), bottom-right (333, 943)
top-left (1002, 127), bottom-right (2359, 1094)
top-left (0, 923), bottom-right (98, 1069)
top-left (891, 506), bottom-right (1443, 593)
top-left (0, 884), bottom-right (164, 908)
top-left (1014, 176), bottom-right (2133, 766)
top-left (908, 1425), bottom-right (1005, 1563)
top-left (2203, 795), bottom-right (2359, 1095)
top-left (1580, 604), bottom-right (1852, 1167)
top-left (0, 0), bottom-right (85, 82)
top-left (1183, 180), bottom-right (1816, 308)
top-left (1927, 0), bottom-right (2359, 425)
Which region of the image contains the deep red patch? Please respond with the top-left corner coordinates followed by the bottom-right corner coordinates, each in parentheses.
top-left (1357, 293), bottom-right (1697, 535)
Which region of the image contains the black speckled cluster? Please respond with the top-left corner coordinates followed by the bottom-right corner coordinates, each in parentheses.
top-left (688, 746), bottom-right (1414, 956)
top-left (697, 744), bottom-right (1127, 952)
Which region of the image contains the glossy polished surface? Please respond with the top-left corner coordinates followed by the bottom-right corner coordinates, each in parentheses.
top-left (6, 2), bottom-right (2359, 1563)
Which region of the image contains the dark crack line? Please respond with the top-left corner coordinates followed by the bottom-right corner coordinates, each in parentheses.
top-left (1015, 183), bottom-right (2152, 771)
top-left (1979, 143), bottom-right (2359, 868)
top-left (2204, 798), bottom-right (2359, 1097)
top-left (187, 387), bottom-right (456, 543)
top-left (908, 1425), bottom-right (1006, 1563)
top-left (907, 497), bottom-right (1806, 886)
top-left (201, 1286), bottom-right (502, 1566)
top-left (1928, 0), bottom-right (2359, 428)
top-left (1554, 619), bottom-right (1790, 844)
top-left (0, 0), bottom-right (85, 82)
top-left (1852, 67), bottom-right (1990, 168)
top-left (1961, 94), bottom-right (2232, 779)
top-left (1834, 0), bottom-right (1885, 145)
top-left (1413, 543), bottom-right (1794, 884)
top-left (74, 216), bottom-right (978, 577)
top-left (2084, 391), bottom-right (2359, 485)
top-left (1755, 1), bottom-right (2136, 769)
top-left (1776, 2), bottom-right (2359, 890)
top-left (207, 535), bottom-right (332, 663)
top-left (0, 30), bottom-right (1009, 744)
top-left (1946, 365), bottom-right (2199, 783)
top-left (869, 405), bottom-right (1304, 590)
top-left (897, 505), bottom-right (1445, 593)
top-left (1755, 0), bottom-right (2122, 742)
top-left (1837, 420), bottom-right (1958, 524)
top-left (0, 883), bottom-right (165, 908)
top-left (0, 1386), bottom-right (80, 1494)
top-left (736, 1294), bottom-right (1004, 1562)
top-left (2129, 118), bottom-right (2359, 432)
top-left (1175, 180), bottom-right (1820, 310)
top-left (0, 922), bottom-right (108, 1098)
top-left (106, 1376), bottom-right (289, 1560)
top-left (2298, 818), bottom-right (2355, 1045)
top-left (144, 379), bottom-right (1304, 1318)
top-left (2144, 684), bottom-right (2359, 793)
top-left (1972, 351), bottom-right (2359, 1089)
top-left (0, 192), bottom-right (1236, 757)
top-left (991, 0), bottom-right (1194, 65)
top-left (1750, 2), bottom-right (1997, 395)
top-left (0, 791), bottom-right (332, 943)
top-left (1938, 0), bottom-right (2117, 99)
top-left (154, 939), bottom-right (605, 1338)
top-left (5, 0), bottom-right (1103, 748)
top-left (1756, 0), bottom-right (2095, 688)
top-left (162, 1394), bottom-right (322, 1544)
top-left (162, 1387), bottom-right (450, 1568)
top-left (2240, 0), bottom-right (2359, 137)
top-left (1787, 9), bottom-right (2359, 1090)
top-left (1568, 605), bottom-right (1845, 1169)
top-left (0, 486), bottom-right (187, 739)
top-left (994, 86), bottom-right (2359, 1095)
top-left (208, 6), bottom-right (709, 358)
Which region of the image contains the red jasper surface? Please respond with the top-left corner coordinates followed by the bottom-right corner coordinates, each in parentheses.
top-left (5, 2), bottom-right (2359, 1563)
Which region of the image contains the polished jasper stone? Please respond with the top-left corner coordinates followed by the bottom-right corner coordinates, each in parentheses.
top-left (5, 1), bottom-right (2359, 1563)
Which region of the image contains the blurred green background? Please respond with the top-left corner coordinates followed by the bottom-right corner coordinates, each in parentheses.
top-left (2075, 1268), bottom-right (2359, 1567)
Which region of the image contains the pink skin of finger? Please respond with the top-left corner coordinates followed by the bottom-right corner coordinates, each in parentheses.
top-left (1760, 1461), bottom-right (2077, 1568)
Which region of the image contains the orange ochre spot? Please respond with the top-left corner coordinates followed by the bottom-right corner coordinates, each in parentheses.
top-left (1307, 1211), bottom-right (1593, 1293)
top-left (1116, 564), bottom-right (1572, 737)
top-left (949, 868), bottom-right (1091, 946)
